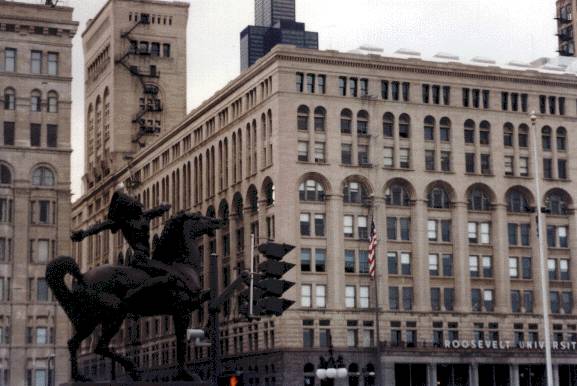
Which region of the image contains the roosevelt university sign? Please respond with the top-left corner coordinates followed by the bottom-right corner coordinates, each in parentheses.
top-left (445, 339), bottom-right (577, 351)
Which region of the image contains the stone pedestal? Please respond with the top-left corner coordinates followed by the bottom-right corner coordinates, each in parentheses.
top-left (62, 382), bottom-right (210, 386)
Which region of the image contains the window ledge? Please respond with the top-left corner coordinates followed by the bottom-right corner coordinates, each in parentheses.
top-left (383, 167), bottom-right (415, 172)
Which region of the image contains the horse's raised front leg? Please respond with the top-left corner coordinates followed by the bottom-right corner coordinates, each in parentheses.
top-left (68, 323), bottom-right (97, 382)
top-left (94, 315), bottom-right (140, 381)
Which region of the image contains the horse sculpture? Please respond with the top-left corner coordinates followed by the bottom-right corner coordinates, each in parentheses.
top-left (46, 211), bottom-right (225, 382)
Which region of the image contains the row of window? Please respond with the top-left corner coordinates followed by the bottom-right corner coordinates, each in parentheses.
top-left (302, 319), bottom-right (375, 349)
top-left (300, 177), bottom-right (572, 215)
top-left (1, 122), bottom-right (59, 147)
top-left (129, 40), bottom-right (171, 58)
top-left (2, 48), bottom-right (59, 75)
top-left (296, 74), bottom-right (569, 115)
top-left (0, 276), bottom-right (50, 302)
top-left (2, 88), bottom-right (59, 112)
top-left (0, 164), bottom-right (56, 186)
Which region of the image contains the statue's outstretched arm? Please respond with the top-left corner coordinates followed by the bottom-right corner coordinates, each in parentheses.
top-left (143, 203), bottom-right (171, 220)
top-left (71, 219), bottom-right (116, 241)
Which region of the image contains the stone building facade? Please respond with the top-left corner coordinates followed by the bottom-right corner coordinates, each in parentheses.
top-left (556, 0), bottom-right (576, 56)
top-left (81, 0), bottom-right (188, 192)
top-left (73, 42), bottom-right (577, 386)
top-left (0, 2), bottom-right (77, 385)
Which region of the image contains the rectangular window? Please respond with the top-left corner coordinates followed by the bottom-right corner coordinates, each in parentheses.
top-left (402, 82), bottom-right (410, 101)
top-left (399, 148), bottom-right (410, 169)
top-left (519, 157), bottom-right (529, 176)
top-left (47, 52), bottom-right (58, 76)
top-left (30, 124), bottom-right (41, 147)
top-left (509, 257), bottom-right (519, 278)
top-left (425, 150), bottom-right (435, 171)
top-left (520, 223), bottom-right (530, 246)
top-left (314, 214), bottom-right (325, 237)
top-left (462, 88), bottom-right (470, 107)
top-left (343, 215), bottom-right (353, 237)
top-left (3, 122), bottom-right (15, 146)
top-left (37, 278), bottom-right (48, 301)
top-left (316, 285), bottom-right (326, 308)
top-left (47, 125), bottom-right (57, 147)
top-left (300, 248), bottom-right (311, 272)
top-left (299, 213), bottom-right (310, 236)
top-left (504, 156), bottom-right (514, 175)
top-left (296, 73), bottom-right (304, 92)
top-left (440, 151), bottom-right (451, 171)
top-left (522, 257), bottom-right (532, 279)
top-left (465, 153), bottom-right (475, 173)
top-left (400, 218), bottom-right (410, 241)
top-left (480, 154), bottom-right (491, 174)
top-left (36, 240), bottom-right (49, 263)
top-left (389, 286), bottom-right (399, 310)
top-left (560, 259), bottom-right (570, 280)
top-left (432, 85), bottom-right (440, 104)
top-left (472, 288), bottom-right (481, 311)
top-left (441, 220), bottom-right (451, 242)
top-left (346, 286), bottom-right (356, 308)
top-left (430, 287), bottom-right (440, 311)
top-left (341, 144), bottom-right (352, 165)
top-left (360, 79), bottom-right (368, 97)
top-left (444, 288), bottom-right (455, 311)
top-left (524, 291), bottom-right (533, 312)
top-left (501, 92), bottom-right (509, 110)
top-left (544, 159), bottom-right (553, 179)
top-left (345, 250), bottom-right (355, 273)
top-left (301, 284), bottom-right (311, 307)
top-left (358, 144), bottom-right (369, 165)
top-left (511, 93), bottom-right (519, 111)
top-left (428, 220), bottom-right (437, 241)
top-left (400, 253), bottom-right (411, 275)
top-left (383, 147), bottom-right (394, 168)
top-left (349, 78), bottom-right (358, 97)
top-left (318, 75), bottom-right (326, 94)
top-left (387, 217), bottom-right (397, 240)
top-left (443, 86), bottom-right (450, 105)
top-left (381, 80), bottom-right (389, 99)
top-left (306, 74), bottom-right (315, 93)
top-left (31, 50), bottom-right (42, 74)
top-left (4, 48), bottom-right (16, 72)
top-left (442, 254), bottom-right (453, 276)
top-left (387, 252), bottom-right (398, 275)
top-left (422, 84), bottom-right (430, 103)
top-left (402, 287), bottom-right (413, 310)
top-left (163, 43), bottom-right (171, 57)
top-left (469, 256), bottom-right (479, 277)
top-left (429, 254), bottom-right (439, 276)
top-left (484, 289), bottom-right (494, 311)
top-left (358, 250), bottom-right (369, 274)
top-left (511, 290), bottom-right (521, 313)
top-left (315, 249), bottom-right (326, 272)
top-left (359, 286), bottom-right (369, 308)
top-left (483, 90), bottom-right (490, 108)
top-left (473, 89), bottom-right (480, 108)
top-left (357, 216), bottom-right (368, 240)
top-left (558, 159), bottom-right (568, 179)
top-left (297, 141), bottom-right (308, 162)
top-left (482, 256), bottom-right (493, 277)
top-left (339, 77), bottom-right (347, 96)
top-left (508, 223), bottom-right (518, 245)
top-left (480, 222), bottom-right (490, 243)
top-left (559, 97), bottom-right (566, 115)
top-left (312, 142), bottom-right (325, 163)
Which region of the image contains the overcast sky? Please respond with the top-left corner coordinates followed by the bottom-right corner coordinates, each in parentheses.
top-left (58, 0), bottom-right (556, 200)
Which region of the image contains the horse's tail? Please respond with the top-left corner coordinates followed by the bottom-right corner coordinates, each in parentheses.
top-left (45, 256), bottom-right (85, 317)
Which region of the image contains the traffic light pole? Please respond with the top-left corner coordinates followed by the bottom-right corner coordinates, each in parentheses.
top-left (209, 253), bottom-right (222, 386)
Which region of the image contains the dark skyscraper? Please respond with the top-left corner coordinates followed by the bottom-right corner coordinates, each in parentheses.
top-left (241, 0), bottom-right (318, 70)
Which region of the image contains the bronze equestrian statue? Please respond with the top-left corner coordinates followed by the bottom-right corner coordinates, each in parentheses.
top-left (46, 187), bottom-right (225, 382)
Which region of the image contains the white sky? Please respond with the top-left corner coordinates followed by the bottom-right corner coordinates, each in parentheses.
top-left (55, 0), bottom-right (556, 200)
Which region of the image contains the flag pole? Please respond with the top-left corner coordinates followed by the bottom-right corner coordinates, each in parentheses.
top-left (368, 199), bottom-right (382, 381)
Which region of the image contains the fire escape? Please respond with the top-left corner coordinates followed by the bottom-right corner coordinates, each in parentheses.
top-left (115, 13), bottom-right (163, 148)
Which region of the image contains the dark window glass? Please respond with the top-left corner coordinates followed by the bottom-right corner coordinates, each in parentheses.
top-left (400, 218), bottom-right (410, 240)
top-left (402, 287), bottom-right (413, 310)
top-left (508, 223), bottom-right (517, 245)
top-left (387, 217), bottom-right (397, 240)
top-left (524, 291), bottom-right (533, 312)
top-left (430, 287), bottom-right (441, 311)
top-left (345, 250), bottom-right (355, 273)
top-left (511, 290), bottom-right (521, 313)
top-left (462, 88), bottom-right (470, 107)
top-left (522, 257), bottom-right (532, 279)
top-left (471, 289), bottom-right (481, 311)
top-left (501, 92), bottom-right (509, 110)
top-left (422, 84), bottom-right (430, 103)
top-left (441, 220), bottom-right (451, 242)
top-left (47, 124), bottom-right (57, 147)
top-left (465, 153), bottom-right (475, 173)
top-left (339, 77), bottom-right (347, 96)
top-left (389, 286), bottom-right (399, 310)
top-left (444, 288), bottom-right (454, 311)
top-left (381, 80), bottom-right (389, 99)
top-left (472, 89), bottom-right (480, 108)
top-left (388, 253), bottom-right (398, 275)
top-left (391, 81), bottom-right (400, 100)
top-left (442, 86), bottom-right (450, 105)
top-left (300, 248), bottom-right (311, 271)
top-left (30, 124), bottom-right (41, 147)
top-left (3, 122), bottom-right (15, 146)
top-left (520, 224), bottom-right (530, 246)
top-left (402, 82), bottom-right (410, 101)
top-left (558, 159), bottom-right (567, 179)
top-left (442, 254), bottom-right (453, 276)
top-left (482, 90), bottom-right (490, 109)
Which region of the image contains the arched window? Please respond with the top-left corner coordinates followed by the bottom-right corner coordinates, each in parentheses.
top-left (424, 116), bottom-right (435, 141)
top-left (468, 186), bottom-right (492, 211)
top-left (542, 126), bottom-right (552, 150)
top-left (507, 189), bottom-right (531, 213)
top-left (297, 105), bottom-right (309, 131)
top-left (247, 185), bottom-right (258, 213)
top-left (464, 119), bottom-right (476, 144)
top-left (357, 110), bottom-right (369, 135)
top-left (557, 127), bottom-right (567, 151)
top-left (0, 164), bottom-right (12, 185)
top-left (385, 182), bottom-right (411, 206)
top-left (343, 181), bottom-right (368, 203)
top-left (427, 186), bottom-right (450, 209)
top-left (503, 122), bottom-right (514, 146)
top-left (399, 113), bottom-right (410, 138)
top-left (439, 117), bottom-right (451, 142)
top-left (47, 91), bottom-right (58, 113)
top-left (299, 179), bottom-right (325, 201)
top-left (518, 124), bottom-right (529, 148)
top-left (383, 112), bottom-right (394, 138)
top-left (479, 120), bottom-right (490, 145)
top-left (4, 88), bottom-right (15, 110)
top-left (32, 167), bottom-right (55, 186)
top-left (314, 106), bottom-right (326, 132)
top-left (232, 193), bottom-right (243, 218)
top-left (545, 189), bottom-right (571, 215)
top-left (30, 90), bottom-right (41, 112)
top-left (340, 109), bottom-right (352, 134)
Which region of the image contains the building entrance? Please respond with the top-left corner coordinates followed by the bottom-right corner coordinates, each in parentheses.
top-left (519, 365), bottom-right (545, 386)
top-left (559, 364), bottom-right (577, 386)
top-left (478, 364), bottom-right (510, 386)
top-left (437, 364), bottom-right (469, 386)
top-left (394, 363), bottom-right (427, 386)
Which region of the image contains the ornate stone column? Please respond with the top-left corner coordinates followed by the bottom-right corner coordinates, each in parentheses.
top-left (453, 201), bottom-right (470, 312)
top-left (493, 203), bottom-right (511, 313)
top-left (325, 194), bottom-right (343, 308)
top-left (412, 199), bottom-right (430, 312)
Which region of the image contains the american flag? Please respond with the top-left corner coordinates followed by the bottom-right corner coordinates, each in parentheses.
top-left (368, 219), bottom-right (377, 279)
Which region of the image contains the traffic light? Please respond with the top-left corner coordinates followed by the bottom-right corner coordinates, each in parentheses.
top-left (218, 371), bottom-right (244, 386)
top-left (240, 242), bottom-right (295, 317)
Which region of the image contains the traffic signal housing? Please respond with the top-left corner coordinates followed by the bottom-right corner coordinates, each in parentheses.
top-left (218, 371), bottom-right (244, 386)
top-left (240, 242), bottom-right (295, 317)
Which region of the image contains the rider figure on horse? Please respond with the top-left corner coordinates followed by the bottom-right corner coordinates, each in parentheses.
top-left (71, 184), bottom-right (202, 297)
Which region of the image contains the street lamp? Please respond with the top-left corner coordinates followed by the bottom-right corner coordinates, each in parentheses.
top-left (529, 111), bottom-right (553, 386)
top-left (315, 333), bottom-right (348, 385)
